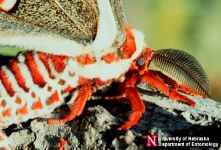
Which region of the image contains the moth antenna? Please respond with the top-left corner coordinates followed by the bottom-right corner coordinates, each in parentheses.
top-left (152, 49), bottom-right (211, 97)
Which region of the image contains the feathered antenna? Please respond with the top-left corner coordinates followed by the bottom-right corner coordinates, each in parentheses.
top-left (152, 49), bottom-right (211, 97)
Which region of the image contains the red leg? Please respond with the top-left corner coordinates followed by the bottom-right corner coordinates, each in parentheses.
top-left (149, 70), bottom-right (206, 97)
top-left (105, 73), bottom-right (145, 130)
top-left (179, 84), bottom-right (207, 97)
top-left (149, 70), bottom-right (179, 90)
top-left (105, 87), bottom-right (145, 130)
top-left (142, 71), bottom-right (196, 106)
top-left (120, 87), bottom-right (145, 130)
top-left (59, 138), bottom-right (67, 150)
top-left (48, 86), bottom-right (93, 124)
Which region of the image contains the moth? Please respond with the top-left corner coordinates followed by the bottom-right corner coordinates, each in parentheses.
top-left (0, 0), bottom-right (210, 149)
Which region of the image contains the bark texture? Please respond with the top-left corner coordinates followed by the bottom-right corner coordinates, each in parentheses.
top-left (6, 90), bottom-right (221, 150)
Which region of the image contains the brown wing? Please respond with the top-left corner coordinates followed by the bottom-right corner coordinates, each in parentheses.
top-left (0, 0), bottom-right (98, 42)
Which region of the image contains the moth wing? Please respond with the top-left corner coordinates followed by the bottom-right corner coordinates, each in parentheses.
top-left (0, 0), bottom-right (117, 56)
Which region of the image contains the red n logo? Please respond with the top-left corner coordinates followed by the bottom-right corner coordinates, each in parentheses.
top-left (146, 135), bottom-right (158, 147)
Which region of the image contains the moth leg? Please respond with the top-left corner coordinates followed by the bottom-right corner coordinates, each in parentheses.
top-left (105, 73), bottom-right (145, 130)
top-left (148, 70), bottom-right (179, 90)
top-left (0, 130), bottom-right (12, 150)
top-left (58, 138), bottom-right (67, 150)
top-left (148, 70), bottom-right (204, 97)
top-left (0, 0), bottom-right (17, 13)
top-left (120, 87), bottom-right (145, 130)
top-left (142, 70), bottom-right (196, 106)
top-left (48, 86), bottom-right (93, 124)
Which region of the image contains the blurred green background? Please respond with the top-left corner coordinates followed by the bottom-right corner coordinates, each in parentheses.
top-left (123, 0), bottom-right (221, 101)
top-left (0, 0), bottom-right (220, 101)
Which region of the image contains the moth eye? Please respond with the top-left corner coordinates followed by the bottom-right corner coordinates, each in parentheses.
top-left (137, 57), bottom-right (145, 66)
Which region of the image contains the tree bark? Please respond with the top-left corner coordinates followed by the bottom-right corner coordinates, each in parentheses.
top-left (6, 89), bottom-right (221, 150)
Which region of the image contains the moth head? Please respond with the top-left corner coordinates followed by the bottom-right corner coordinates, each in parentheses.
top-left (129, 47), bottom-right (154, 73)
top-left (136, 47), bottom-right (154, 68)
